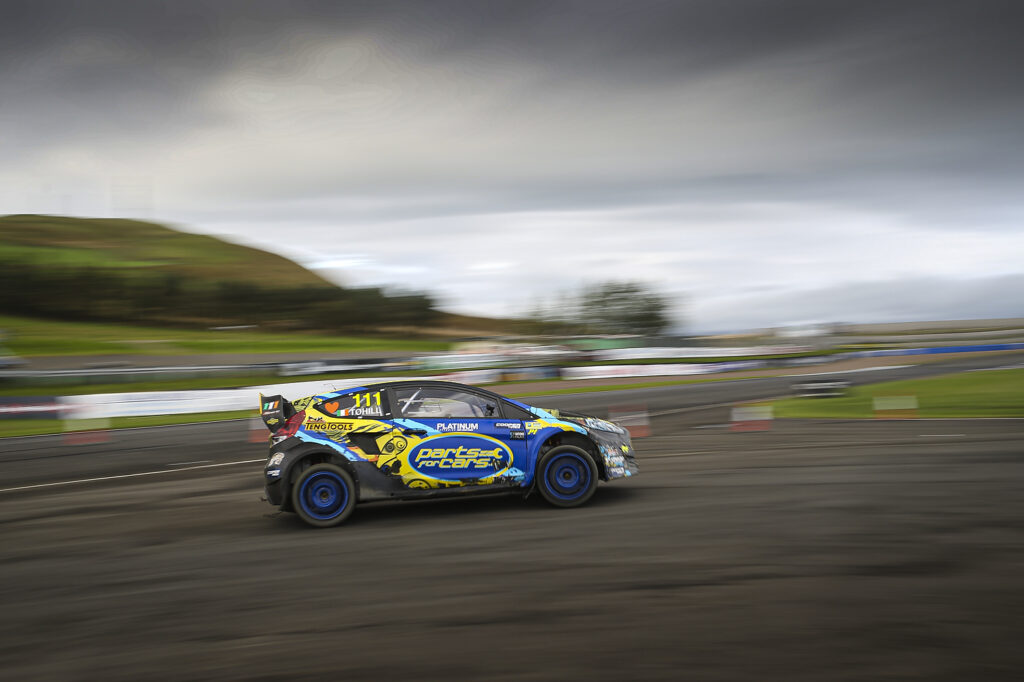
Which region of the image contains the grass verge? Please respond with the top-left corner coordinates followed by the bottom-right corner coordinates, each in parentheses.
top-left (0, 410), bottom-right (257, 439)
top-left (769, 368), bottom-right (1024, 419)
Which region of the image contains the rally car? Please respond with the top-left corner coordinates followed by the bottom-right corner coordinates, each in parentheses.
top-left (258, 380), bottom-right (638, 527)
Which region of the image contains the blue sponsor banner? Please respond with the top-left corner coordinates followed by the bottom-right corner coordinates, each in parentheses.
top-left (853, 343), bottom-right (1024, 359)
top-left (0, 397), bottom-right (63, 420)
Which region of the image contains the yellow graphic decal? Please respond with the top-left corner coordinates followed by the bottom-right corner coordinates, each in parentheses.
top-left (525, 419), bottom-right (578, 435)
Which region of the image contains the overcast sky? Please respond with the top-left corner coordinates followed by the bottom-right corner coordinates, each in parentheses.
top-left (3, 1), bottom-right (1023, 332)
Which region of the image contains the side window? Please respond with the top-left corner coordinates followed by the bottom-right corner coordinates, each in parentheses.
top-left (503, 401), bottom-right (533, 420)
top-left (394, 386), bottom-right (499, 419)
top-left (314, 389), bottom-right (389, 418)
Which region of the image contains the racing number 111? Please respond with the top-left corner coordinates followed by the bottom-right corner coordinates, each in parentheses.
top-left (354, 391), bottom-right (382, 408)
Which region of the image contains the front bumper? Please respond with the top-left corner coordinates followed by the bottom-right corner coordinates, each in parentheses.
top-left (590, 430), bottom-right (638, 480)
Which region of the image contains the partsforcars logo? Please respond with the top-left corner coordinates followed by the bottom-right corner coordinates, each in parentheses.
top-left (413, 445), bottom-right (504, 470)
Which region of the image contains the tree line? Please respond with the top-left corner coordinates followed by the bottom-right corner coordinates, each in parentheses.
top-left (0, 261), bottom-right (438, 332)
top-left (528, 281), bottom-right (673, 335)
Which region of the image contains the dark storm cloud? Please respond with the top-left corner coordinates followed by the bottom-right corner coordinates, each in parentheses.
top-left (5, 1), bottom-right (1024, 181)
top-left (8, 1), bottom-right (1019, 87)
top-left (4, 1), bottom-right (1024, 328)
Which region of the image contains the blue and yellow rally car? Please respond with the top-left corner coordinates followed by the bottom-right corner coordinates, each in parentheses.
top-left (259, 380), bottom-right (638, 527)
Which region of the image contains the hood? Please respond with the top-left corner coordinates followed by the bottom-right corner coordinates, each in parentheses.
top-left (539, 408), bottom-right (628, 436)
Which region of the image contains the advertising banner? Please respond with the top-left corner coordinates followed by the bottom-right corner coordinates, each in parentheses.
top-left (0, 397), bottom-right (64, 420)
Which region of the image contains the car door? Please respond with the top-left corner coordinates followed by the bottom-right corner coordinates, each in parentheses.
top-left (389, 384), bottom-right (528, 488)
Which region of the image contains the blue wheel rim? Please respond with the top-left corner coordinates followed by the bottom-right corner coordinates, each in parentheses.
top-left (543, 452), bottom-right (592, 501)
top-left (299, 471), bottom-right (350, 520)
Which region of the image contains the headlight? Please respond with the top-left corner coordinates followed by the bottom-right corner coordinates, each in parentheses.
top-left (584, 417), bottom-right (626, 434)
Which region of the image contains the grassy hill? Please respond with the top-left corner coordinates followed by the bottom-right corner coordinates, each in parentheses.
top-left (0, 215), bottom-right (530, 344)
top-left (0, 214), bottom-right (332, 287)
top-left (0, 214), bottom-right (437, 332)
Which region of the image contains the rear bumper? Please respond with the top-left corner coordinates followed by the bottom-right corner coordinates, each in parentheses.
top-left (265, 478), bottom-right (285, 507)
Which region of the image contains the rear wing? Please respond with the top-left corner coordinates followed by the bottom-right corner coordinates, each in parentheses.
top-left (259, 393), bottom-right (295, 432)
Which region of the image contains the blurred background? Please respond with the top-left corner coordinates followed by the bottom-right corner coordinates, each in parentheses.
top-left (1, 1), bottom-right (1023, 680)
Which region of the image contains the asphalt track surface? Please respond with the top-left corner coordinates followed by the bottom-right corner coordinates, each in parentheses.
top-left (1, 353), bottom-right (1022, 680)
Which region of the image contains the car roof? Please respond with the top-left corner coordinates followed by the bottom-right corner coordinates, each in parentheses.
top-left (359, 379), bottom-right (505, 398)
top-left (313, 379), bottom-right (537, 413)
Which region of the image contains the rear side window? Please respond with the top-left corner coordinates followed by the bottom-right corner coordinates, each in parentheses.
top-left (393, 386), bottom-right (499, 418)
top-left (314, 389), bottom-right (390, 418)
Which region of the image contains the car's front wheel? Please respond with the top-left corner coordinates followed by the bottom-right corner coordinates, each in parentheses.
top-left (536, 446), bottom-right (598, 508)
top-left (292, 463), bottom-right (357, 527)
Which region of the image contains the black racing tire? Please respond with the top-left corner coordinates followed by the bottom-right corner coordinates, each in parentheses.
top-left (291, 463), bottom-right (357, 528)
top-left (536, 446), bottom-right (599, 508)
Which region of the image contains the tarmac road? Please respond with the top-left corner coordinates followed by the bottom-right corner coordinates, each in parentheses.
top-left (1, 355), bottom-right (1022, 680)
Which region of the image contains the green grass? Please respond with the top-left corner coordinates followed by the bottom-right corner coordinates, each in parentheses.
top-left (0, 410), bottom-right (258, 438)
top-left (0, 314), bottom-right (449, 357)
top-left (0, 243), bottom-right (166, 268)
top-left (0, 214), bottom-right (332, 287)
top-left (769, 368), bottom-right (1024, 419)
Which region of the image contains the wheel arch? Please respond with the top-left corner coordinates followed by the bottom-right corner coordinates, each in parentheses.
top-left (537, 432), bottom-right (605, 480)
top-left (281, 446), bottom-right (361, 511)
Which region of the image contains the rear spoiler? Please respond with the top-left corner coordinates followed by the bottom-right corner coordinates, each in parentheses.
top-left (259, 393), bottom-right (295, 432)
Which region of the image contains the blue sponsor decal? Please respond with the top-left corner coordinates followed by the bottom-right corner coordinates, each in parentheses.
top-left (408, 435), bottom-right (513, 480)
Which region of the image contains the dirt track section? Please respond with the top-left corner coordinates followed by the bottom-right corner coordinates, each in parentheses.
top-left (2, 417), bottom-right (1022, 681)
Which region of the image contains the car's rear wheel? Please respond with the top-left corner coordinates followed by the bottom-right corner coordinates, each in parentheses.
top-left (292, 463), bottom-right (356, 527)
top-left (536, 446), bottom-right (598, 508)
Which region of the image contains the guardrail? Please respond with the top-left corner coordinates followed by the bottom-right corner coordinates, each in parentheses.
top-left (11, 378), bottom-right (422, 421)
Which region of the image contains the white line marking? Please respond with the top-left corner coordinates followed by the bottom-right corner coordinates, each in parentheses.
top-left (919, 434), bottom-right (965, 437)
top-left (0, 458), bottom-right (265, 493)
top-left (167, 460), bottom-right (212, 466)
